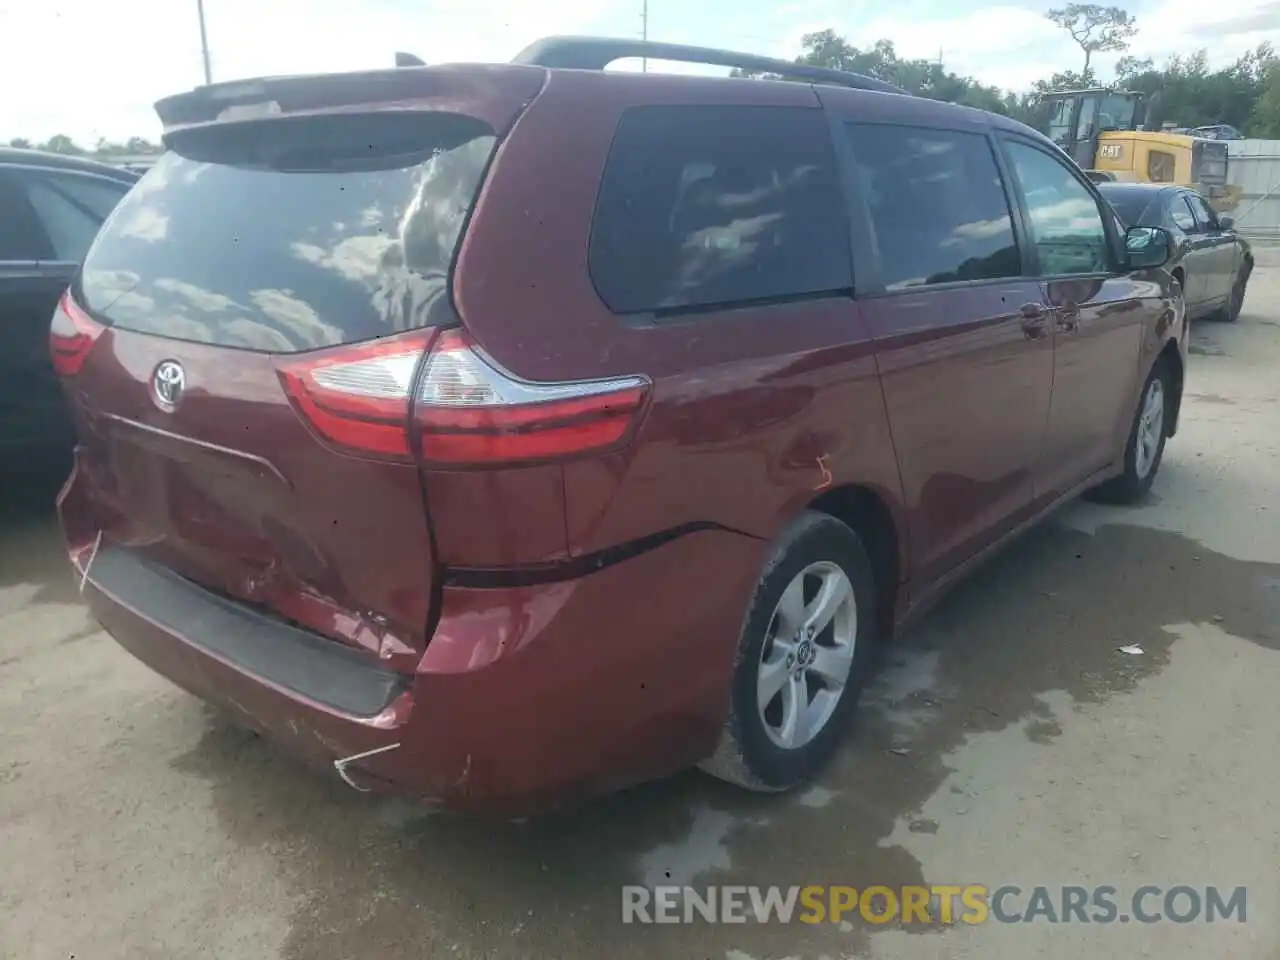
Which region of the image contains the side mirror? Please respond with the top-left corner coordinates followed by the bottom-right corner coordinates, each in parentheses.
top-left (1125, 226), bottom-right (1173, 270)
top-left (1218, 215), bottom-right (1235, 231)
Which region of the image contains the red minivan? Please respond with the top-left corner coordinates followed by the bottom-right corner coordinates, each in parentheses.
top-left (52, 38), bottom-right (1186, 810)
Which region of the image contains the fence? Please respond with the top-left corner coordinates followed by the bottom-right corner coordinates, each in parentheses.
top-left (1227, 140), bottom-right (1280, 240)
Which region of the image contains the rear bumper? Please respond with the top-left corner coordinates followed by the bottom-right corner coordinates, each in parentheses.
top-left (61, 462), bottom-right (765, 811)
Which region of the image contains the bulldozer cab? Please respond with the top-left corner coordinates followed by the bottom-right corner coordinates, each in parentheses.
top-left (1043, 89), bottom-right (1145, 169)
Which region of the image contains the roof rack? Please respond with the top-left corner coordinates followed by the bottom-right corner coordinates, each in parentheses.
top-left (511, 36), bottom-right (907, 95)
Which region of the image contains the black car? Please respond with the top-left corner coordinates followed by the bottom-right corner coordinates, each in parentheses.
top-left (1099, 181), bottom-right (1253, 322)
top-left (0, 149), bottom-right (137, 460)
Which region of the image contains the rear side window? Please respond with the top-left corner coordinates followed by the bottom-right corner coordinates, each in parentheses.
top-left (80, 113), bottom-right (496, 352)
top-left (846, 124), bottom-right (1020, 290)
top-left (589, 105), bottom-right (851, 315)
top-left (0, 172), bottom-right (54, 261)
top-left (23, 172), bottom-right (130, 262)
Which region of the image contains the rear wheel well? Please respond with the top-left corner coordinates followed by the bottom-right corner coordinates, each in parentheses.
top-left (1158, 339), bottom-right (1184, 436)
top-left (807, 485), bottom-right (901, 640)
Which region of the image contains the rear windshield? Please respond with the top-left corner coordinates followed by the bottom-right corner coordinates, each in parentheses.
top-left (80, 113), bottom-right (496, 352)
top-left (1102, 191), bottom-right (1153, 226)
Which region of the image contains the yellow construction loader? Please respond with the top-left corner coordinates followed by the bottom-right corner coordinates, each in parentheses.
top-left (1041, 88), bottom-right (1243, 212)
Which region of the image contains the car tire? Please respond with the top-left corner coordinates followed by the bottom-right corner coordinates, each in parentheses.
top-left (700, 511), bottom-right (877, 792)
top-left (1089, 357), bottom-right (1173, 505)
top-left (1221, 273), bottom-right (1247, 322)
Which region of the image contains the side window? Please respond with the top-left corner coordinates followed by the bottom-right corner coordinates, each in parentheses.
top-left (1171, 196), bottom-right (1198, 232)
top-left (589, 105), bottom-right (851, 314)
top-left (21, 172), bottom-right (128, 262)
top-left (1005, 141), bottom-right (1111, 277)
top-left (1186, 194), bottom-right (1219, 232)
top-left (847, 124), bottom-right (1020, 291)
top-left (0, 171), bottom-right (56, 261)
top-left (42, 173), bottom-right (130, 222)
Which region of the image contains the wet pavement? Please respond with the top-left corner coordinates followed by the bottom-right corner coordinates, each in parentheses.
top-left (3, 255), bottom-right (1279, 960)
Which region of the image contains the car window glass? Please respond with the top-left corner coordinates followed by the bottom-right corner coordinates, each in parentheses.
top-left (847, 124), bottom-right (1020, 290)
top-left (1186, 194), bottom-right (1218, 231)
top-left (1101, 192), bottom-right (1151, 226)
top-left (1005, 141), bottom-right (1111, 277)
top-left (1171, 197), bottom-right (1197, 232)
top-left (0, 171), bottom-right (56, 261)
top-left (22, 173), bottom-right (117, 262)
top-left (41, 173), bottom-right (131, 222)
top-left (81, 113), bottom-right (498, 352)
top-left (590, 105), bottom-right (851, 314)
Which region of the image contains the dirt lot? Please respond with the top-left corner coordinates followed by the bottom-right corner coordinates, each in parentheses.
top-left (3, 255), bottom-right (1279, 960)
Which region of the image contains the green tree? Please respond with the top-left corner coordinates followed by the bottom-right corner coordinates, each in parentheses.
top-left (7, 137), bottom-right (33, 149)
top-left (1047, 4), bottom-right (1138, 82)
top-left (39, 134), bottom-right (84, 155)
top-left (785, 30), bottom-right (1012, 115)
top-left (1252, 62), bottom-right (1280, 137)
top-left (1114, 43), bottom-right (1275, 131)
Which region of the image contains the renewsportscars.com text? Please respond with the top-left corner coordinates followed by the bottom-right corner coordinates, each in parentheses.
top-left (621, 884), bottom-right (1247, 925)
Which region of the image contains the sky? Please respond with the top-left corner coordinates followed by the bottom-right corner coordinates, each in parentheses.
top-left (1, 0), bottom-right (1278, 144)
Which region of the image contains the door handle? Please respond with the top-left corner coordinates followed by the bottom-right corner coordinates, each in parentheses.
top-left (1019, 303), bottom-right (1050, 339)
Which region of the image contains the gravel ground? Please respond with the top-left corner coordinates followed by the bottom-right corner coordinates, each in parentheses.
top-left (2, 253), bottom-right (1279, 960)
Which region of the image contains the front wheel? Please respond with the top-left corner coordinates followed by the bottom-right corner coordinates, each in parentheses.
top-left (1089, 359), bottom-right (1172, 504)
top-left (700, 512), bottom-right (878, 792)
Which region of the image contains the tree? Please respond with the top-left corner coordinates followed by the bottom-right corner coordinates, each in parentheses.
top-left (785, 30), bottom-right (1013, 115)
top-left (1252, 62), bottom-right (1280, 137)
top-left (7, 137), bottom-right (33, 149)
top-left (1047, 4), bottom-right (1138, 82)
top-left (39, 134), bottom-right (84, 155)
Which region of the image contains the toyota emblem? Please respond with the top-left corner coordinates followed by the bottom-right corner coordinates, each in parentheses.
top-left (153, 361), bottom-right (186, 408)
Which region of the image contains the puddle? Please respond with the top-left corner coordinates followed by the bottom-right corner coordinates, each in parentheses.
top-left (151, 519), bottom-right (1280, 960)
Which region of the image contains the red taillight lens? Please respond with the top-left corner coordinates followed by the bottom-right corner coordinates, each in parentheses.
top-left (275, 328), bottom-right (650, 465)
top-left (50, 291), bottom-right (104, 376)
top-left (274, 331), bottom-right (432, 460)
top-left (414, 329), bottom-right (650, 466)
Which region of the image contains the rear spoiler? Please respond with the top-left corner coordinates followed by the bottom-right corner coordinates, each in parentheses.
top-left (152, 63), bottom-right (543, 141)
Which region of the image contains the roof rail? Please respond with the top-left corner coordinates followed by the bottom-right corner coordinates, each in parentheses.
top-left (511, 35), bottom-right (907, 95)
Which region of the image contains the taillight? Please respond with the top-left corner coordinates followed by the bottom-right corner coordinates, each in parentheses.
top-left (50, 290), bottom-right (104, 376)
top-left (275, 331), bottom-right (432, 459)
top-left (275, 328), bottom-right (650, 465)
top-left (415, 329), bottom-right (650, 466)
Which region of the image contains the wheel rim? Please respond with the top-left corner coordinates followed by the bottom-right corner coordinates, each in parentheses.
top-left (756, 561), bottom-right (857, 750)
top-left (1134, 377), bottom-right (1165, 480)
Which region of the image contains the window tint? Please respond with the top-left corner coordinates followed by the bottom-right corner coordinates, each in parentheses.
top-left (1100, 191), bottom-right (1151, 227)
top-left (22, 172), bottom-right (129, 262)
top-left (848, 124), bottom-right (1019, 290)
top-left (0, 171), bottom-right (55, 261)
top-left (1186, 193), bottom-right (1218, 230)
top-left (589, 106), bottom-right (851, 314)
top-left (81, 113), bottom-right (497, 352)
top-left (1171, 196), bottom-right (1197, 232)
top-left (42, 173), bottom-right (131, 221)
top-left (1005, 141), bottom-right (1111, 277)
